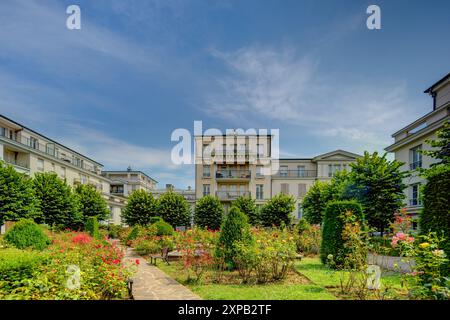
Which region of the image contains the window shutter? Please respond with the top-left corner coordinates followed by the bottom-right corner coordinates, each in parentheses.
top-left (298, 184), bottom-right (307, 198)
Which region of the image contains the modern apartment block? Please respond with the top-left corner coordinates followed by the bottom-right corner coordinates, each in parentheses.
top-left (386, 72), bottom-right (450, 217)
top-left (0, 114), bottom-right (126, 226)
top-left (102, 168), bottom-right (157, 197)
top-left (194, 133), bottom-right (360, 217)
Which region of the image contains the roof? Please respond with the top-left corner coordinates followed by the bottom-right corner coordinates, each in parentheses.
top-left (102, 170), bottom-right (158, 183)
top-left (0, 113), bottom-right (103, 166)
top-left (424, 72), bottom-right (450, 93)
top-left (312, 149), bottom-right (362, 161)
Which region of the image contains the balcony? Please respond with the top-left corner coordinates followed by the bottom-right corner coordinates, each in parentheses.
top-left (409, 161), bottom-right (422, 171)
top-left (3, 158), bottom-right (30, 174)
top-left (409, 199), bottom-right (422, 207)
top-left (216, 191), bottom-right (251, 201)
top-left (215, 170), bottom-right (251, 181)
top-left (273, 170), bottom-right (317, 178)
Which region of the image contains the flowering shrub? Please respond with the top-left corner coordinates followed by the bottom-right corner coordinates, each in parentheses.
top-left (390, 208), bottom-right (413, 234)
top-left (394, 232), bottom-right (450, 300)
top-left (0, 231), bottom-right (136, 300)
top-left (233, 228), bottom-right (297, 284)
top-left (295, 220), bottom-right (321, 255)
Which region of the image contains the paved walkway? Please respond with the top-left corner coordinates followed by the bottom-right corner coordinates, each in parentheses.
top-left (124, 247), bottom-right (201, 300)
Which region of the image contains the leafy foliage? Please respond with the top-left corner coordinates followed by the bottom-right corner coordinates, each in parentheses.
top-left (259, 193), bottom-right (296, 227)
top-left (320, 200), bottom-right (365, 268)
top-left (194, 195), bottom-right (224, 230)
top-left (4, 219), bottom-right (50, 250)
top-left (152, 219), bottom-right (174, 236)
top-left (74, 184), bottom-right (109, 223)
top-left (295, 219), bottom-right (321, 255)
top-left (422, 121), bottom-right (450, 168)
top-left (216, 206), bottom-right (253, 269)
top-left (85, 216), bottom-right (100, 239)
top-left (122, 190), bottom-right (158, 226)
top-left (346, 151), bottom-right (408, 234)
top-left (157, 191), bottom-right (191, 227)
top-left (0, 161), bottom-right (37, 224)
top-left (232, 196), bottom-right (259, 226)
top-left (32, 173), bottom-right (82, 229)
top-left (420, 165), bottom-right (450, 274)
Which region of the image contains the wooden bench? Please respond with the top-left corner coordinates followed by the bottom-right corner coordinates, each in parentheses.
top-left (150, 247), bottom-right (170, 266)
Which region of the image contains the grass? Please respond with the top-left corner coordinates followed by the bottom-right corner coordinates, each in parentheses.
top-left (157, 256), bottom-right (407, 300)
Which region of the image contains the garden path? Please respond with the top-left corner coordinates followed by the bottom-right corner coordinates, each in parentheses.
top-left (124, 247), bottom-right (201, 300)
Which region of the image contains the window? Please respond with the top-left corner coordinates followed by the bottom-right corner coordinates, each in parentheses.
top-left (203, 184), bottom-right (210, 196)
top-left (50, 163), bottom-right (55, 172)
top-left (257, 144), bottom-right (264, 157)
top-left (297, 205), bottom-right (304, 220)
top-left (280, 165), bottom-right (288, 177)
top-left (202, 165), bottom-right (211, 178)
top-left (297, 165), bottom-right (306, 177)
top-left (281, 183), bottom-right (289, 195)
top-left (37, 158), bottom-right (44, 171)
top-left (409, 184), bottom-right (422, 206)
top-left (30, 137), bottom-right (38, 150)
top-left (298, 184), bottom-right (307, 198)
top-left (256, 184), bottom-right (264, 200)
top-left (111, 185), bottom-right (124, 194)
top-left (328, 164), bottom-right (342, 177)
top-left (46, 143), bottom-right (55, 156)
top-left (256, 165), bottom-right (264, 177)
top-left (0, 127), bottom-right (5, 137)
top-left (60, 167), bottom-right (66, 178)
top-left (410, 145), bottom-right (422, 170)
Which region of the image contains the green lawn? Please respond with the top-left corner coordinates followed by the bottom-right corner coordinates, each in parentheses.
top-left (157, 257), bottom-right (405, 300)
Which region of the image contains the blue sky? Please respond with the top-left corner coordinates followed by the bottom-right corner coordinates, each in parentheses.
top-left (1, 0), bottom-right (449, 188)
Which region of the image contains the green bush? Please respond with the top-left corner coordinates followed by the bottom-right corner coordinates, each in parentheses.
top-left (122, 190), bottom-right (158, 226)
top-left (216, 206), bottom-right (253, 269)
top-left (135, 240), bottom-right (161, 255)
top-left (157, 191), bottom-right (191, 227)
top-left (125, 225), bottom-right (141, 244)
top-left (107, 225), bottom-right (123, 239)
top-left (295, 219), bottom-right (321, 255)
top-left (74, 184), bottom-right (109, 222)
top-left (320, 200), bottom-right (364, 268)
top-left (85, 216), bottom-right (100, 239)
top-left (4, 219), bottom-right (51, 251)
top-left (194, 195), bottom-right (224, 230)
top-left (150, 216), bottom-right (163, 224)
top-left (152, 219), bottom-right (174, 236)
top-left (0, 248), bottom-right (47, 293)
top-left (259, 194), bottom-right (296, 227)
top-left (420, 165), bottom-right (450, 274)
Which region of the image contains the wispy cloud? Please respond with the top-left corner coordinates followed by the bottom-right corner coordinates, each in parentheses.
top-left (205, 45), bottom-right (418, 150)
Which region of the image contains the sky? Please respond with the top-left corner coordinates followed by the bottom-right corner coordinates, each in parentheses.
top-left (0, 0), bottom-right (449, 188)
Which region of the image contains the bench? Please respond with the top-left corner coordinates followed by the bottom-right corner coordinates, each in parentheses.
top-left (150, 247), bottom-right (170, 266)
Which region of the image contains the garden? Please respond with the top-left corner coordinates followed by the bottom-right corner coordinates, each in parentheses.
top-left (0, 123), bottom-right (449, 300)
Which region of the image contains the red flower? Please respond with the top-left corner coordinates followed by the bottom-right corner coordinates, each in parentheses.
top-left (135, 259), bottom-right (140, 265)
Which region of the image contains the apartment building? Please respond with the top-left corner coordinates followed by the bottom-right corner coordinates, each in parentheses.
top-left (386, 72), bottom-right (450, 217)
top-left (0, 114), bottom-right (126, 226)
top-left (194, 133), bottom-right (360, 217)
top-left (102, 168), bottom-right (157, 197)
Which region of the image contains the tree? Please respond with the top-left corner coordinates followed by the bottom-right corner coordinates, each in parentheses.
top-left (157, 191), bottom-right (191, 227)
top-left (216, 206), bottom-right (253, 269)
top-left (232, 196), bottom-right (259, 226)
top-left (74, 184), bottom-right (109, 223)
top-left (194, 195), bottom-right (224, 230)
top-left (0, 161), bottom-right (37, 224)
top-left (347, 151), bottom-right (408, 234)
top-left (302, 181), bottom-right (330, 225)
top-left (122, 190), bottom-right (157, 226)
top-left (32, 172), bottom-right (81, 229)
top-left (260, 193), bottom-right (296, 227)
top-left (421, 121), bottom-right (450, 168)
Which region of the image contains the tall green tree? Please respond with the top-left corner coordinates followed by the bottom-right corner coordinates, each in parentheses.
top-left (232, 196), bottom-right (259, 226)
top-left (260, 193), bottom-right (296, 227)
top-left (74, 184), bottom-right (109, 222)
top-left (157, 191), bottom-right (191, 227)
top-left (422, 121), bottom-right (450, 168)
top-left (347, 151), bottom-right (408, 234)
top-left (0, 161), bottom-right (37, 224)
top-left (194, 195), bottom-right (224, 230)
top-left (32, 172), bottom-right (81, 229)
top-left (122, 190), bottom-right (157, 226)
top-left (216, 206), bottom-right (253, 269)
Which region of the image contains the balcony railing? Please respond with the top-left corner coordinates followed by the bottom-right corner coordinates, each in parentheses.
top-left (216, 170), bottom-right (251, 179)
top-left (273, 170), bottom-right (317, 178)
top-left (409, 161), bottom-right (422, 170)
top-left (3, 158), bottom-right (30, 169)
top-left (1, 133), bottom-right (100, 174)
top-left (216, 191), bottom-right (251, 200)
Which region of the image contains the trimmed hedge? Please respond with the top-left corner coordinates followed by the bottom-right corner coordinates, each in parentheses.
top-left (320, 200), bottom-right (364, 267)
top-left (4, 219), bottom-right (50, 251)
top-left (85, 216), bottom-right (100, 239)
top-left (420, 166), bottom-right (450, 274)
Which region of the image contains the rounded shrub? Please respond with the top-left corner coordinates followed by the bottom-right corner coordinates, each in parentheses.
top-left (4, 219), bottom-right (51, 251)
top-left (152, 219), bottom-right (174, 236)
top-left (320, 200), bottom-right (364, 267)
top-left (260, 193), bottom-right (296, 227)
top-left (216, 206), bottom-right (253, 269)
top-left (194, 195), bottom-right (224, 230)
top-left (158, 191), bottom-right (191, 228)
